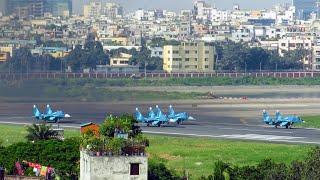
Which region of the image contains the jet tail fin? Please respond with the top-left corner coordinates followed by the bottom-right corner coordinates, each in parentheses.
top-left (168, 105), bottom-right (175, 116)
top-left (135, 108), bottom-right (144, 122)
top-left (46, 104), bottom-right (53, 115)
top-left (33, 105), bottom-right (41, 118)
top-left (262, 110), bottom-right (273, 124)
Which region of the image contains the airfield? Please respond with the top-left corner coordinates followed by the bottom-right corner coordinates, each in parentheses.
top-left (0, 96), bottom-right (320, 145)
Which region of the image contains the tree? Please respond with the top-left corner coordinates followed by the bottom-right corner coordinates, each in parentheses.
top-left (0, 138), bottom-right (80, 179)
top-left (65, 41), bottom-right (108, 71)
top-left (7, 48), bottom-right (34, 73)
top-left (25, 123), bottom-right (58, 141)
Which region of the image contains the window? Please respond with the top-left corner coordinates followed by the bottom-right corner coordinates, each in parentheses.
top-left (185, 50), bottom-right (190, 54)
top-left (159, 52), bottom-right (163, 55)
top-left (195, 51), bottom-right (198, 54)
top-left (185, 65), bottom-right (190, 68)
top-left (281, 43), bottom-right (286, 47)
top-left (113, 60), bottom-right (117, 64)
top-left (173, 50), bottom-right (179, 54)
top-left (195, 65), bottom-right (198, 68)
top-left (316, 58), bottom-right (320, 62)
top-left (168, 50), bottom-right (171, 54)
top-left (205, 58), bottom-right (209, 61)
top-left (195, 58), bottom-right (198, 61)
top-left (185, 58), bottom-right (190, 61)
top-left (205, 50), bottom-right (210, 54)
top-left (205, 65), bottom-right (209, 68)
top-left (130, 163), bottom-right (139, 175)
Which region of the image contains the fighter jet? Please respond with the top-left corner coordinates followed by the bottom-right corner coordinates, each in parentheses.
top-left (167, 105), bottom-right (195, 124)
top-left (135, 106), bottom-right (168, 127)
top-left (262, 110), bottom-right (304, 129)
top-left (33, 104), bottom-right (71, 123)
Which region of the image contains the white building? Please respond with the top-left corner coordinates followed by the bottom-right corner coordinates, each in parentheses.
top-left (312, 46), bottom-right (320, 70)
top-left (80, 151), bottom-right (148, 180)
top-left (193, 0), bottom-right (214, 22)
top-left (278, 36), bottom-right (313, 56)
top-left (150, 47), bottom-right (163, 58)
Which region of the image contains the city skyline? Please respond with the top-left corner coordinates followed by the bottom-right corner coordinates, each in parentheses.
top-left (74, 0), bottom-right (291, 14)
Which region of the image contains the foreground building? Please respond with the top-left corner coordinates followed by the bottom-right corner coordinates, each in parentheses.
top-left (80, 151), bottom-right (147, 180)
top-left (163, 42), bottom-right (216, 73)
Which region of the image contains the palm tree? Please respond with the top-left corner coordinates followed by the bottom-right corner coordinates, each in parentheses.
top-left (25, 123), bottom-right (58, 141)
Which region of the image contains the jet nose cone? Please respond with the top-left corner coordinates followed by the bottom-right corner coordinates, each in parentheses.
top-left (64, 114), bottom-right (71, 118)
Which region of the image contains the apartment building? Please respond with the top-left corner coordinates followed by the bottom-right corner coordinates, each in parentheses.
top-left (312, 46), bottom-right (320, 70)
top-left (163, 42), bottom-right (215, 73)
top-left (278, 36), bottom-right (313, 56)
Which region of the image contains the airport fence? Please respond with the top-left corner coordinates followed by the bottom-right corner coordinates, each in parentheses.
top-left (1, 71), bottom-right (320, 80)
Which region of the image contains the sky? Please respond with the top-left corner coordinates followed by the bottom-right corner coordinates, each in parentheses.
top-left (75, 0), bottom-right (291, 14)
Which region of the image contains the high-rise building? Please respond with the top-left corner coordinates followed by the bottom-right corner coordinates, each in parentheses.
top-left (5, 0), bottom-right (72, 17)
top-left (293, 0), bottom-right (317, 20)
top-left (84, 1), bottom-right (123, 19)
top-left (0, 0), bottom-right (6, 15)
top-left (45, 0), bottom-right (72, 17)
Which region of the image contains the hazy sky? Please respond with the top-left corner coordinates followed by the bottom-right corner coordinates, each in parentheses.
top-left (75, 0), bottom-right (291, 14)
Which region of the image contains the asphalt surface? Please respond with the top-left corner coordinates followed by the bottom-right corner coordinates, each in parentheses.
top-left (0, 101), bottom-right (319, 145)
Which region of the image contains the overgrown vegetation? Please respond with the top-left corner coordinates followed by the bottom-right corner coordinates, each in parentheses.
top-left (200, 147), bottom-right (320, 180)
top-left (80, 115), bottom-right (148, 156)
top-left (0, 138), bottom-right (80, 179)
top-left (3, 77), bottom-right (320, 101)
top-left (25, 123), bottom-right (58, 141)
top-left (0, 79), bottom-right (204, 102)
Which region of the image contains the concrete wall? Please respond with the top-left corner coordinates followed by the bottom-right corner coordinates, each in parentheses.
top-left (80, 151), bottom-right (148, 180)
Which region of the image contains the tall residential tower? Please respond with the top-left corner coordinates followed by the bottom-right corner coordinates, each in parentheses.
top-left (293, 0), bottom-right (317, 20)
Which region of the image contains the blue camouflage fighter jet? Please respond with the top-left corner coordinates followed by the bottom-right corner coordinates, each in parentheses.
top-left (167, 105), bottom-right (195, 124)
top-left (262, 110), bottom-right (304, 129)
top-left (33, 104), bottom-right (71, 123)
top-left (135, 106), bottom-right (168, 127)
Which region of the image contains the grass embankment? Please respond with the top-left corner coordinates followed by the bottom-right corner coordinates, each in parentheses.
top-left (0, 79), bottom-right (204, 102)
top-left (2, 77), bottom-right (320, 102)
top-left (0, 124), bottom-right (312, 179)
top-left (299, 116), bottom-right (320, 129)
top-left (6, 76), bottom-right (320, 87)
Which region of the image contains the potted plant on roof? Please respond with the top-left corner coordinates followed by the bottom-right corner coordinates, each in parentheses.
top-left (91, 137), bottom-right (103, 156)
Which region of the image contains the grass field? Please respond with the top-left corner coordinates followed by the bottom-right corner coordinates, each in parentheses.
top-left (0, 124), bottom-right (313, 179)
top-left (299, 116), bottom-right (320, 129)
top-left (146, 135), bottom-right (311, 178)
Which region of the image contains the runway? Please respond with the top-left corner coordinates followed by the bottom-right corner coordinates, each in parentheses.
top-left (0, 100), bottom-right (319, 145)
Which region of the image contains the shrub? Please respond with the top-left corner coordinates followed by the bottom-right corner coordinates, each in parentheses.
top-left (0, 138), bottom-right (80, 179)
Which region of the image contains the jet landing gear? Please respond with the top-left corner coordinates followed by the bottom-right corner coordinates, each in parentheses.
top-left (286, 123), bottom-right (293, 129)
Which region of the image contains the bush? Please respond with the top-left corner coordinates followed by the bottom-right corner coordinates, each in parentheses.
top-left (0, 138), bottom-right (80, 179)
top-left (148, 160), bottom-right (183, 180)
top-left (202, 148), bottom-right (320, 180)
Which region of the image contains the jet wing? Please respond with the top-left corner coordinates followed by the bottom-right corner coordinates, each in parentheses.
top-left (280, 121), bottom-right (289, 127)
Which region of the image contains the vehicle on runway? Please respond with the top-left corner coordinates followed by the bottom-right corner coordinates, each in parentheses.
top-left (262, 110), bottom-right (304, 129)
top-left (33, 104), bottom-right (71, 123)
top-left (167, 105), bottom-right (195, 124)
top-left (135, 107), bottom-right (168, 127)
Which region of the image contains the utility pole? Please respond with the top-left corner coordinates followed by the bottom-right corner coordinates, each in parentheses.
top-left (260, 61), bottom-right (262, 73)
top-left (144, 62), bottom-right (147, 80)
